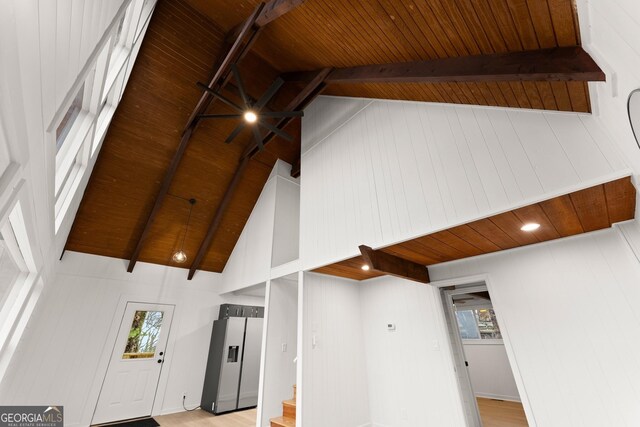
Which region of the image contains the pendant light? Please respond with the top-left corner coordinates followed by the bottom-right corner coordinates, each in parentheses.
top-left (172, 198), bottom-right (196, 264)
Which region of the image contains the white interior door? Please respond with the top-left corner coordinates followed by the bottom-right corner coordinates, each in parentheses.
top-left (92, 302), bottom-right (174, 425)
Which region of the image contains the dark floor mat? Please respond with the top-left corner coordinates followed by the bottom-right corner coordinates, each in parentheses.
top-left (99, 418), bottom-right (160, 427)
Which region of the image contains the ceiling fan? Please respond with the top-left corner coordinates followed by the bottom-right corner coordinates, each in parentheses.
top-left (196, 64), bottom-right (303, 150)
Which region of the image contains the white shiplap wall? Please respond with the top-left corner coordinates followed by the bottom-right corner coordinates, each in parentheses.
top-left (0, 251), bottom-right (263, 426)
top-left (358, 276), bottom-right (466, 427)
top-left (302, 273), bottom-right (371, 427)
top-left (430, 227), bottom-right (640, 427)
top-left (221, 160), bottom-right (301, 293)
top-left (300, 97), bottom-right (629, 270)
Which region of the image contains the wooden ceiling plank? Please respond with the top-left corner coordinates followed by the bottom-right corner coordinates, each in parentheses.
top-left (504, 0), bottom-right (541, 51)
top-left (447, 0), bottom-right (494, 55)
top-left (521, 81), bottom-right (545, 109)
top-left (430, 230), bottom-right (486, 257)
top-left (485, 0), bottom-right (525, 52)
top-left (536, 81), bottom-right (559, 110)
top-left (450, 224), bottom-right (502, 252)
top-left (569, 184), bottom-right (610, 232)
top-left (566, 81), bottom-right (590, 113)
top-left (526, 0), bottom-right (558, 48)
top-left (546, 0), bottom-right (579, 46)
top-left (508, 81), bottom-right (533, 108)
top-left (187, 156), bottom-right (250, 279)
top-left (550, 81), bottom-right (573, 111)
top-left (539, 194), bottom-right (584, 236)
top-left (467, 218), bottom-right (520, 250)
top-left (603, 177), bottom-right (636, 224)
top-left (383, 244), bottom-right (444, 266)
top-left (360, 245), bottom-right (430, 284)
top-left (127, 1), bottom-right (280, 273)
top-left (321, 47), bottom-right (604, 84)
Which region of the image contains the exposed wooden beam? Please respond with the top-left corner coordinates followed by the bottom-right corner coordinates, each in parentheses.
top-left (127, 4), bottom-right (265, 273)
top-left (226, 0), bottom-right (307, 43)
top-left (185, 3), bottom-right (265, 132)
top-left (283, 47), bottom-right (605, 84)
top-left (127, 126), bottom-right (195, 272)
top-left (359, 245), bottom-right (430, 284)
top-left (188, 156), bottom-right (250, 280)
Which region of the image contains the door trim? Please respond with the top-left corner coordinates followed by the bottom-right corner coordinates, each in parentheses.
top-left (91, 301), bottom-right (176, 424)
top-left (433, 274), bottom-right (536, 427)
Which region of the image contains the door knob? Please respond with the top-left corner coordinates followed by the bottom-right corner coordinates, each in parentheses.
top-left (159, 351), bottom-right (164, 356)
top-left (157, 359), bottom-right (163, 364)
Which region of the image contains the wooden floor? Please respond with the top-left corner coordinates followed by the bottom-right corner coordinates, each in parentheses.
top-left (154, 408), bottom-right (256, 427)
top-left (152, 400), bottom-right (526, 426)
top-left (477, 398), bottom-right (528, 427)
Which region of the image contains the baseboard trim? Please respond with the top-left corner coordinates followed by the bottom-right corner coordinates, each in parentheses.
top-left (475, 392), bottom-right (521, 402)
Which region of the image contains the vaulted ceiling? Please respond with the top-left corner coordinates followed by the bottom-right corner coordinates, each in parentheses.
top-left (66, 0), bottom-right (601, 277)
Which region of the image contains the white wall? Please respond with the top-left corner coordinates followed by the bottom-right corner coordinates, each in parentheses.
top-left (463, 342), bottom-right (520, 402)
top-left (0, 252), bottom-right (262, 426)
top-left (302, 273), bottom-right (371, 427)
top-left (577, 0), bottom-right (640, 176)
top-left (300, 96), bottom-right (629, 271)
top-left (221, 160), bottom-right (301, 293)
top-left (259, 277), bottom-right (298, 427)
top-left (430, 227), bottom-right (640, 427)
top-left (358, 276), bottom-right (466, 427)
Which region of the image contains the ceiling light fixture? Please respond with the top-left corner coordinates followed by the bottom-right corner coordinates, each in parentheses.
top-left (243, 110), bottom-right (257, 123)
top-left (520, 222), bottom-right (540, 232)
top-left (172, 198), bottom-right (196, 264)
top-left (361, 264), bottom-right (370, 271)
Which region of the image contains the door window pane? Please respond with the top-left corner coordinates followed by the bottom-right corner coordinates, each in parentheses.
top-left (476, 309), bottom-right (502, 339)
top-left (123, 310), bottom-right (163, 359)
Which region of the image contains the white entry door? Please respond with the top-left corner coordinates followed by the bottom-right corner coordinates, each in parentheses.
top-left (92, 302), bottom-right (174, 425)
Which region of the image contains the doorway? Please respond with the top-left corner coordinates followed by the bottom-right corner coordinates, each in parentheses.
top-left (441, 284), bottom-right (528, 427)
top-left (92, 302), bottom-right (175, 425)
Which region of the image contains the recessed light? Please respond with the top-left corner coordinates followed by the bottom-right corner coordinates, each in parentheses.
top-left (520, 223), bottom-right (540, 232)
top-left (244, 111), bottom-right (257, 123)
top-left (361, 264), bottom-right (370, 271)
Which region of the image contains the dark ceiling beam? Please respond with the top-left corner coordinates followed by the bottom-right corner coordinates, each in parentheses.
top-left (283, 47), bottom-right (605, 84)
top-left (226, 0), bottom-right (307, 43)
top-left (126, 4), bottom-right (265, 273)
top-left (188, 69), bottom-right (331, 279)
top-left (359, 245), bottom-right (430, 284)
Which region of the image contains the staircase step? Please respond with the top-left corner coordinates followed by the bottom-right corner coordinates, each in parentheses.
top-left (270, 416), bottom-right (295, 427)
top-left (283, 399), bottom-right (296, 419)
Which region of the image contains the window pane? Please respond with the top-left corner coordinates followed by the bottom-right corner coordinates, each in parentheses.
top-left (476, 309), bottom-right (502, 339)
top-left (56, 84), bottom-right (85, 150)
top-left (0, 237), bottom-right (21, 310)
top-left (455, 310), bottom-right (480, 340)
top-left (123, 310), bottom-right (164, 359)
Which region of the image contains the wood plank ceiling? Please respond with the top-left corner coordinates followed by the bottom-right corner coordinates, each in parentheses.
top-left (189, 0), bottom-right (590, 112)
top-left (314, 177), bottom-right (637, 281)
top-left (66, 0), bottom-right (599, 274)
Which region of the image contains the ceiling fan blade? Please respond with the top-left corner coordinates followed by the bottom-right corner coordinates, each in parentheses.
top-left (198, 114), bottom-right (243, 120)
top-left (252, 125), bottom-right (265, 151)
top-left (197, 82), bottom-right (244, 112)
top-left (258, 120), bottom-right (294, 141)
top-left (225, 122), bottom-right (246, 144)
top-left (254, 77), bottom-right (285, 112)
top-left (260, 111), bottom-right (304, 118)
top-left (231, 64), bottom-right (250, 108)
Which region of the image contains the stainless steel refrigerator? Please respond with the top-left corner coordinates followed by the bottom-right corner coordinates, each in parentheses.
top-left (201, 317), bottom-right (263, 414)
